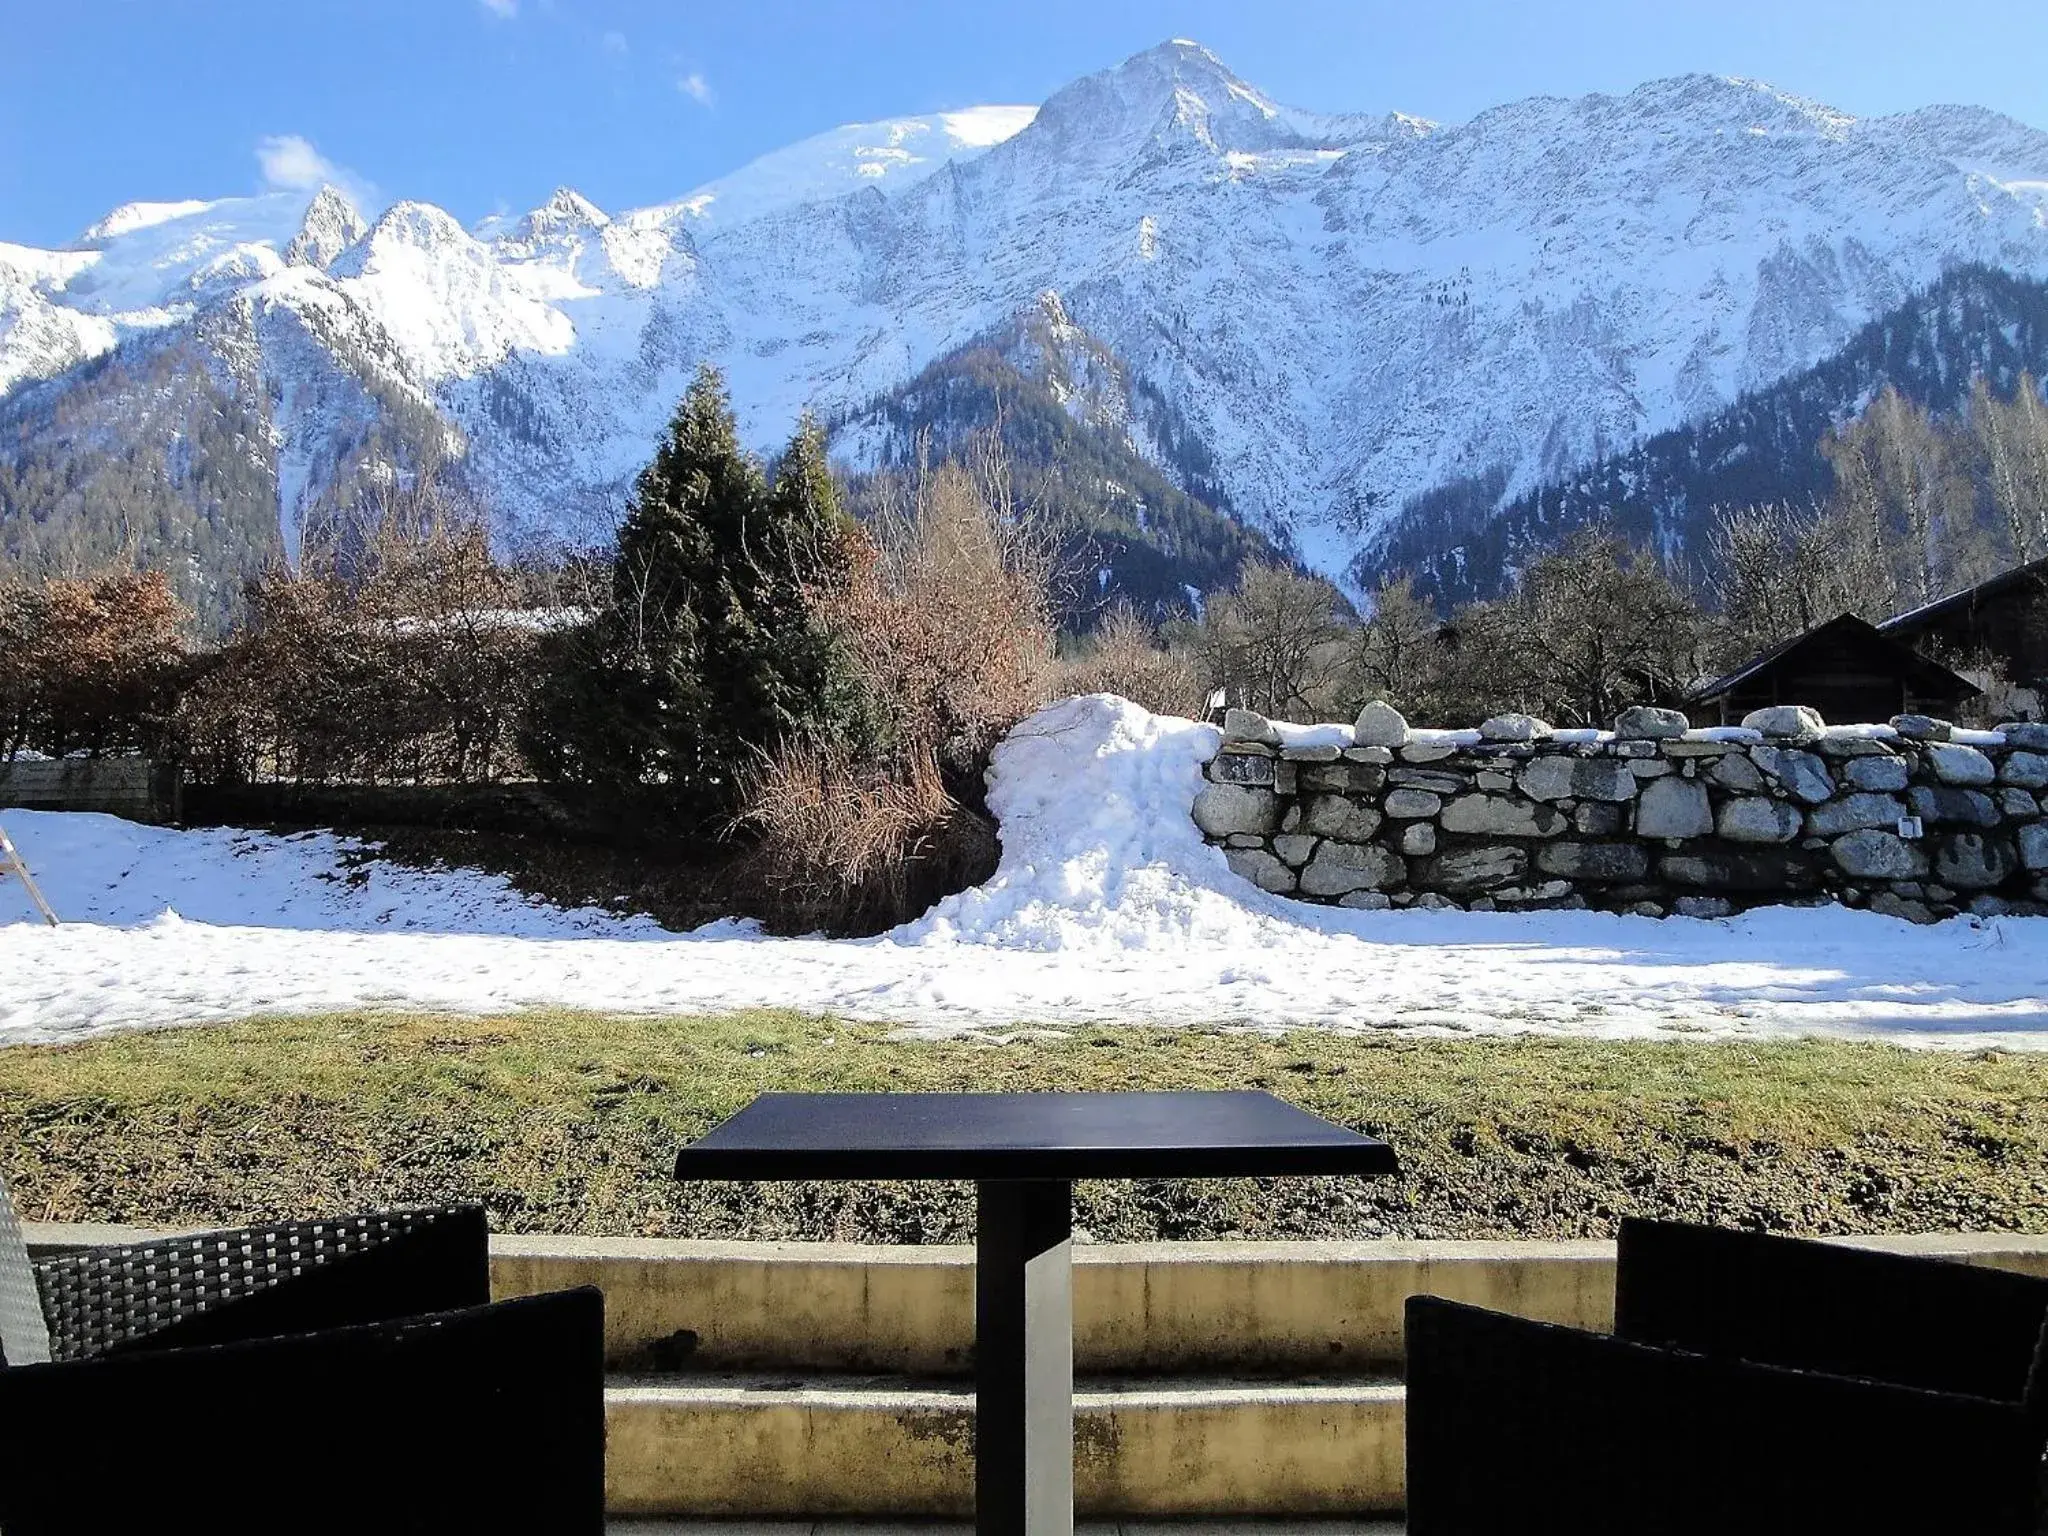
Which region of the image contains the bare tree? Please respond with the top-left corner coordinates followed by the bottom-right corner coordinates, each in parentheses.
top-left (1972, 373), bottom-right (2048, 565)
top-left (1345, 576), bottom-right (1455, 719)
top-left (1196, 560), bottom-right (1351, 719)
top-left (1451, 530), bottom-right (1709, 726)
top-left (1057, 600), bottom-right (1208, 718)
top-left (1823, 387), bottom-right (1976, 611)
top-left (1706, 499), bottom-right (1889, 652)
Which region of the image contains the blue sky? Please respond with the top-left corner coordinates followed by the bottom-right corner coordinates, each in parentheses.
top-left (7, 0), bottom-right (2048, 248)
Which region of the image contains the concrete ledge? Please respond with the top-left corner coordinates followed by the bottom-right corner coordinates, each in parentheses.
top-left (492, 1235), bottom-right (1617, 1373)
top-left (1073, 1240), bottom-right (1613, 1372)
top-left (22, 1221), bottom-right (186, 1252)
top-left (494, 1237), bottom-right (979, 1373)
top-left (604, 1374), bottom-right (1405, 1518)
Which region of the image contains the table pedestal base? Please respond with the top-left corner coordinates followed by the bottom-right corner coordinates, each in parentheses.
top-left (975, 1178), bottom-right (1073, 1536)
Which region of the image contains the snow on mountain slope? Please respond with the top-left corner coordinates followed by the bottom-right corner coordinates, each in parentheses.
top-left (670, 104), bottom-right (1038, 230)
top-left (7, 40), bottom-right (2048, 591)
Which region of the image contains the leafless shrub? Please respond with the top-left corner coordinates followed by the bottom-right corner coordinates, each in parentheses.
top-left (735, 739), bottom-right (997, 935)
top-left (1056, 600), bottom-right (1208, 718)
top-left (0, 567), bottom-right (189, 759)
top-left (179, 471), bottom-right (568, 785)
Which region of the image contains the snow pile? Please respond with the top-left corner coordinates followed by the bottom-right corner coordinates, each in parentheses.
top-left (3, 695), bottom-right (2047, 1049)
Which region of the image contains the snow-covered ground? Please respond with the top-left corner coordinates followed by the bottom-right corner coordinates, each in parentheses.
top-left (4, 696), bottom-right (2047, 1050)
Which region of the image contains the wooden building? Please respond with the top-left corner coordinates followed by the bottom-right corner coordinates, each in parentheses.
top-left (1878, 555), bottom-right (2048, 720)
top-left (1688, 614), bottom-right (1979, 728)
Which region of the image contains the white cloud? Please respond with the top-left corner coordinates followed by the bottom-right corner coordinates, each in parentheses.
top-left (678, 71), bottom-right (714, 106)
top-left (479, 0), bottom-right (517, 17)
top-left (254, 134), bottom-right (378, 213)
top-left (257, 134), bottom-right (342, 191)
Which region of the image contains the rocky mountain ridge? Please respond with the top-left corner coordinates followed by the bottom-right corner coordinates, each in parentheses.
top-left (6, 40), bottom-right (2048, 615)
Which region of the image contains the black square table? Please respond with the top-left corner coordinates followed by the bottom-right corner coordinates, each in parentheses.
top-left (674, 1089), bottom-right (1398, 1536)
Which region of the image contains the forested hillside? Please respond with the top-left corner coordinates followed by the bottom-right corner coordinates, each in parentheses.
top-left (1370, 266), bottom-right (2048, 608)
top-left (832, 301), bottom-right (1286, 625)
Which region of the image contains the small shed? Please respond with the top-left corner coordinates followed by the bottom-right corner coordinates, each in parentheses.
top-left (1878, 555), bottom-right (2048, 718)
top-left (1688, 614), bottom-right (1979, 728)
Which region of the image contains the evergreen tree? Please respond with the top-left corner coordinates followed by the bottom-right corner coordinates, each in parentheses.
top-left (757, 413), bottom-right (879, 751)
top-left (523, 367), bottom-right (871, 821)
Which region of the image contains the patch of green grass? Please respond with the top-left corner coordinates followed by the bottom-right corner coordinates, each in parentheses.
top-left (4, 1011), bottom-right (2046, 1242)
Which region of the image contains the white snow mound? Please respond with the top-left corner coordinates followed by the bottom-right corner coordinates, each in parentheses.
top-left (3, 695), bottom-right (2046, 1049)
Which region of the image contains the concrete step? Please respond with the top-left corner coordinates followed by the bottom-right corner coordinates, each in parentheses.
top-left (603, 1372), bottom-right (1405, 1520)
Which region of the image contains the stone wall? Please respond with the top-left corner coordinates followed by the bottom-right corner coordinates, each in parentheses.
top-left (0, 757), bottom-right (181, 824)
top-left (1196, 703), bottom-right (2048, 923)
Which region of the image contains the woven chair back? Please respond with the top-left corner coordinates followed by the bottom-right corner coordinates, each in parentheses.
top-left (33, 1208), bottom-right (483, 1362)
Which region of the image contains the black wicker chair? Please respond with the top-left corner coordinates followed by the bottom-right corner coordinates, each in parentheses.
top-left (0, 1179), bottom-right (605, 1533)
top-left (1614, 1216), bottom-right (2048, 1410)
top-left (1406, 1293), bottom-right (2045, 1535)
top-left (0, 1286), bottom-right (606, 1535)
top-left (0, 1172), bottom-right (490, 1367)
top-left (32, 1206), bottom-right (490, 1360)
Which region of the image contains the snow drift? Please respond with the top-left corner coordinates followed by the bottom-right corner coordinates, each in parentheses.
top-left (3, 695), bottom-right (2046, 1049)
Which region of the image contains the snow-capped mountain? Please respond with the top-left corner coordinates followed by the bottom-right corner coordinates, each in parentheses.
top-left (6, 39), bottom-right (2048, 605)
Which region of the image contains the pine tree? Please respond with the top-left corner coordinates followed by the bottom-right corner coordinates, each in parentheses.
top-left (602, 363), bottom-right (763, 800)
top-left (523, 367), bottom-right (873, 821)
top-left (756, 412), bottom-right (877, 751)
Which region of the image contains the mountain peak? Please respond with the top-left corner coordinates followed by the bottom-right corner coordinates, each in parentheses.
top-left (326, 199), bottom-right (477, 281)
top-left (1142, 38), bottom-right (1231, 69)
top-left (283, 184), bottom-right (368, 269)
top-left (1028, 38), bottom-right (1321, 160)
top-left (532, 187), bottom-right (609, 229)
top-left (1118, 36), bottom-right (1269, 105)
